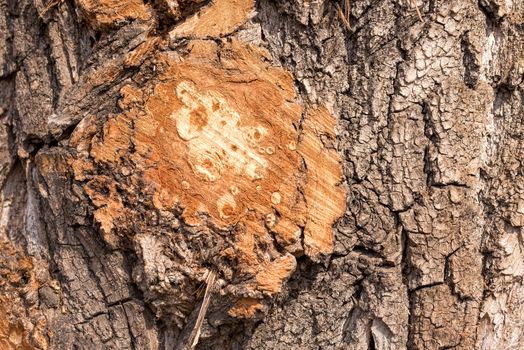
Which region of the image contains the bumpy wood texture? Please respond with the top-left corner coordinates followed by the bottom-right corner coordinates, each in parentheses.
top-left (1, 0), bottom-right (524, 349)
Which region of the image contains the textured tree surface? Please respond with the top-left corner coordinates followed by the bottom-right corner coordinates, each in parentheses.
top-left (1, 0), bottom-right (524, 349)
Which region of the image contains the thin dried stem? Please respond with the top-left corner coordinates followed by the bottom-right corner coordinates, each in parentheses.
top-left (189, 270), bottom-right (216, 349)
top-left (410, 0), bottom-right (423, 22)
top-left (335, 3), bottom-right (351, 31)
top-left (344, 0), bottom-right (350, 22)
top-left (192, 279), bottom-right (207, 298)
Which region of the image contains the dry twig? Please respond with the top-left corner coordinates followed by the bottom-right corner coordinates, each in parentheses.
top-left (188, 270), bottom-right (216, 349)
top-left (335, 1), bottom-right (351, 31)
top-left (410, 0), bottom-right (423, 22)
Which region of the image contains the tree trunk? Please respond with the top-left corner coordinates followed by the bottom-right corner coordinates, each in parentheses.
top-left (1, 0), bottom-right (524, 349)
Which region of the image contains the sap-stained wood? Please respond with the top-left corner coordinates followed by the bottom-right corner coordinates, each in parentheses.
top-left (68, 37), bottom-right (345, 317)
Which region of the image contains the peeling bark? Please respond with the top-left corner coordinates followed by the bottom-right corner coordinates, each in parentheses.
top-left (1, 0), bottom-right (524, 349)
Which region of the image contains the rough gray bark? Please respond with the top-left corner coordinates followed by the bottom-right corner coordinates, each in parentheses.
top-left (1, 0), bottom-right (524, 349)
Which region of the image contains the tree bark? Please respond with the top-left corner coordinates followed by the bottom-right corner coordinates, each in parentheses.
top-left (1, 0), bottom-right (524, 349)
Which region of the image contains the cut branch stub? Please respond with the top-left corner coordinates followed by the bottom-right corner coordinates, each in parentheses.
top-left (68, 38), bottom-right (346, 319)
